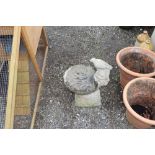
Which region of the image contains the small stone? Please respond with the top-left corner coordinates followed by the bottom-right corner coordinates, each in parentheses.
top-left (76, 114), bottom-right (80, 117)
top-left (121, 117), bottom-right (124, 120)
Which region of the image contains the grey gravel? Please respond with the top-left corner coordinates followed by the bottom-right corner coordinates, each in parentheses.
top-left (34, 26), bottom-right (154, 129)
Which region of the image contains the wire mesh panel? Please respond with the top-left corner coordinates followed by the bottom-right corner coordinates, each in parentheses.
top-left (0, 27), bottom-right (14, 128)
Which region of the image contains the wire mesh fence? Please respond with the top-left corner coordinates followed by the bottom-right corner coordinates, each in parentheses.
top-left (0, 27), bottom-right (13, 128)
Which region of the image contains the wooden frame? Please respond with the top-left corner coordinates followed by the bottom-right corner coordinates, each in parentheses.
top-left (2, 26), bottom-right (48, 129)
top-left (0, 26), bottom-right (14, 36)
top-left (5, 26), bottom-right (21, 128)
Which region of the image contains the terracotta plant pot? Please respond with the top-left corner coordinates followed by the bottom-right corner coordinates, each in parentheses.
top-left (116, 47), bottom-right (155, 88)
top-left (123, 77), bottom-right (155, 128)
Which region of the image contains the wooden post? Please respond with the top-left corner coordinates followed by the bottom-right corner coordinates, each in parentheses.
top-left (30, 46), bottom-right (48, 128)
top-left (41, 27), bottom-right (48, 46)
top-left (21, 27), bottom-right (42, 81)
top-left (5, 26), bottom-right (21, 129)
top-left (30, 28), bottom-right (48, 128)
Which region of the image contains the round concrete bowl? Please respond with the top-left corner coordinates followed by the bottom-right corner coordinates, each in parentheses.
top-left (116, 47), bottom-right (155, 88)
top-left (123, 77), bottom-right (155, 128)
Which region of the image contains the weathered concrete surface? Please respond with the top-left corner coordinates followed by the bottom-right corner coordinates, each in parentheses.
top-left (75, 89), bottom-right (101, 107)
top-left (63, 64), bottom-right (96, 95)
top-left (90, 58), bottom-right (113, 87)
top-left (34, 26), bottom-right (154, 129)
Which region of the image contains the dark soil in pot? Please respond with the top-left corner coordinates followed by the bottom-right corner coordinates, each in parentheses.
top-left (121, 52), bottom-right (154, 74)
top-left (131, 104), bottom-right (154, 120)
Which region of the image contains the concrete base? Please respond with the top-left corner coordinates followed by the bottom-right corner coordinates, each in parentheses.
top-left (75, 89), bottom-right (101, 107)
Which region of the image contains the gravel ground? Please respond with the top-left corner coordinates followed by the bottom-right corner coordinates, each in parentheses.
top-left (34, 26), bottom-right (154, 129)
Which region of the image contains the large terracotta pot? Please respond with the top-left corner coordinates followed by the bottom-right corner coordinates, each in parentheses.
top-left (116, 47), bottom-right (155, 88)
top-left (123, 77), bottom-right (155, 128)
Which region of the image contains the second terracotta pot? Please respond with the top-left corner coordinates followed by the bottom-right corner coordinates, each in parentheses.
top-left (123, 77), bottom-right (155, 128)
top-left (116, 47), bottom-right (155, 88)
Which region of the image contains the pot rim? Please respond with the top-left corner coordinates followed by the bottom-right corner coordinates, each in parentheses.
top-left (123, 77), bottom-right (155, 125)
top-left (116, 47), bottom-right (155, 77)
